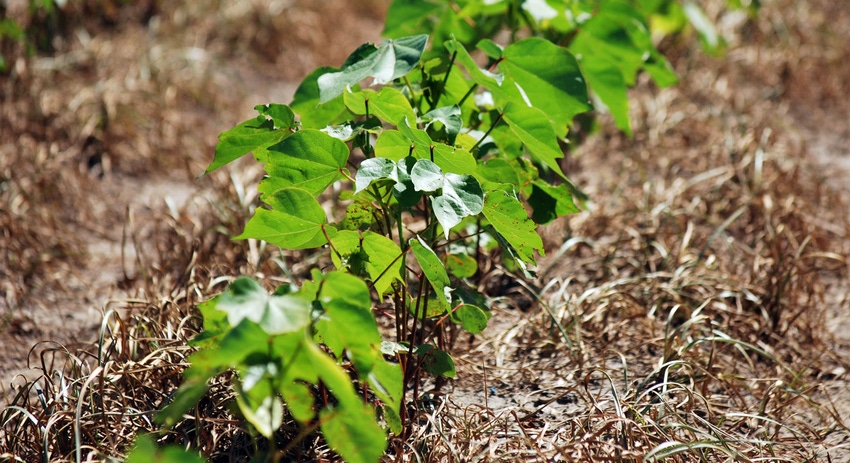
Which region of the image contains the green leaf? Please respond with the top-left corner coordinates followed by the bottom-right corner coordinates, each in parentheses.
top-left (356, 157), bottom-right (395, 193)
top-left (207, 116), bottom-right (289, 174)
top-left (361, 232), bottom-right (404, 296)
top-left (321, 403), bottom-right (387, 463)
top-left (374, 130), bottom-right (412, 161)
top-left (367, 358), bottom-right (404, 415)
top-left (528, 181), bottom-right (580, 224)
top-left (344, 87), bottom-right (416, 126)
top-left (235, 386), bottom-right (283, 439)
top-left (316, 272), bottom-right (383, 371)
top-left (422, 105), bottom-right (462, 144)
top-left (238, 188), bottom-right (330, 250)
top-left (452, 304), bottom-right (491, 334)
top-left (416, 344), bottom-right (456, 378)
top-left (498, 38), bottom-right (591, 136)
top-left (579, 57), bottom-right (631, 135)
top-left (281, 381), bottom-right (315, 424)
top-left (290, 66), bottom-right (351, 129)
top-left (410, 158), bottom-right (445, 192)
top-left (397, 120), bottom-right (479, 175)
top-left (155, 378), bottom-right (209, 429)
top-left (256, 103), bottom-right (295, 130)
top-left (126, 435), bottom-right (206, 463)
top-left (214, 277), bottom-right (311, 335)
top-left (383, 0), bottom-right (442, 38)
top-left (410, 238), bottom-right (451, 308)
top-left (477, 158), bottom-right (520, 186)
top-left (482, 190), bottom-right (544, 264)
top-left (318, 35), bottom-right (428, 103)
top-left (477, 39), bottom-right (503, 60)
top-left (260, 129), bottom-right (349, 198)
top-left (501, 103), bottom-right (566, 178)
top-left (444, 252), bottom-right (478, 278)
top-left (432, 173), bottom-right (484, 237)
top-left (411, 159), bottom-right (484, 237)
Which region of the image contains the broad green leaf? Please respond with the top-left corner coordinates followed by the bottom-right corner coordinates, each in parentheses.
top-left (391, 156), bottom-right (421, 208)
top-left (214, 277), bottom-right (311, 335)
top-left (477, 158), bottom-right (520, 187)
top-left (397, 120), bottom-right (478, 174)
top-left (356, 157), bottom-right (395, 193)
top-left (256, 103), bottom-right (295, 130)
top-left (432, 173), bottom-right (484, 237)
top-left (361, 232), bottom-right (404, 296)
top-left (410, 238), bottom-right (451, 308)
top-left (482, 190), bottom-right (544, 264)
top-left (498, 38), bottom-right (591, 136)
top-left (383, 0), bottom-right (442, 38)
top-left (305, 339), bottom-right (361, 409)
top-left (290, 66), bottom-right (351, 129)
top-left (189, 296), bottom-right (229, 348)
top-left (316, 272), bottom-right (383, 371)
top-left (318, 35), bottom-right (428, 103)
top-left (502, 103), bottom-right (566, 179)
top-left (344, 87), bottom-right (416, 126)
top-left (528, 181), bottom-right (580, 224)
top-left (321, 403), bottom-right (387, 463)
top-left (452, 304), bottom-right (491, 334)
top-left (260, 129), bottom-right (349, 198)
top-left (410, 158), bottom-right (445, 192)
top-left (444, 252), bottom-right (477, 278)
top-left (367, 358), bottom-right (403, 415)
top-left (238, 188), bottom-right (330, 250)
top-left (374, 130), bottom-right (413, 161)
top-left (411, 159), bottom-right (484, 237)
top-left (416, 344), bottom-right (456, 378)
top-left (206, 116), bottom-right (288, 174)
top-left (281, 381), bottom-right (315, 424)
top-left (578, 57), bottom-right (631, 135)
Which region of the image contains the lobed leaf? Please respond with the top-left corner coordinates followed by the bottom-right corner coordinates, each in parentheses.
top-left (318, 35), bottom-right (428, 103)
top-left (238, 188), bottom-right (330, 250)
top-left (260, 129), bottom-right (349, 198)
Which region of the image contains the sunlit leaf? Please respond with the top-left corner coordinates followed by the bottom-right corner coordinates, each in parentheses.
top-left (344, 87), bottom-right (416, 125)
top-left (416, 344), bottom-right (456, 378)
top-left (410, 238), bottom-right (451, 308)
top-left (214, 277), bottom-right (311, 335)
top-left (451, 304), bottom-right (491, 334)
top-left (238, 188), bottom-right (330, 250)
top-left (318, 35), bottom-right (428, 103)
top-left (260, 129), bottom-right (349, 198)
top-left (482, 190), bottom-right (544, 264)
top-left (321, 403), bottom-right (387, 463)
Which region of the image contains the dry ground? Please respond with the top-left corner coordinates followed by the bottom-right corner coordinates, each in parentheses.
top-left (1, 0), bottom-right (849, 461)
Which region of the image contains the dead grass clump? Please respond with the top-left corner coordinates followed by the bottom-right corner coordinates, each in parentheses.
top-left (0, 298), bottom-right (195, 461)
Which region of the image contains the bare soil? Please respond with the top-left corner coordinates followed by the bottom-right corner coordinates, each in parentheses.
top-left (2, 0), bottom-right (850, 461)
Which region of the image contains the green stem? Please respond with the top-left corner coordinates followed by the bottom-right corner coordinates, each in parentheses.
top-left (471, 111), bottom-right (504, 152)
top-left (457, 83), bottom-right (479, 108)
top-left (431, 51), bottom-right (457, 108)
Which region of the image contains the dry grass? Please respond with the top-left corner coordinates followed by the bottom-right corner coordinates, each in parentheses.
top-left (2, 0), bottom-right (850, 461)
